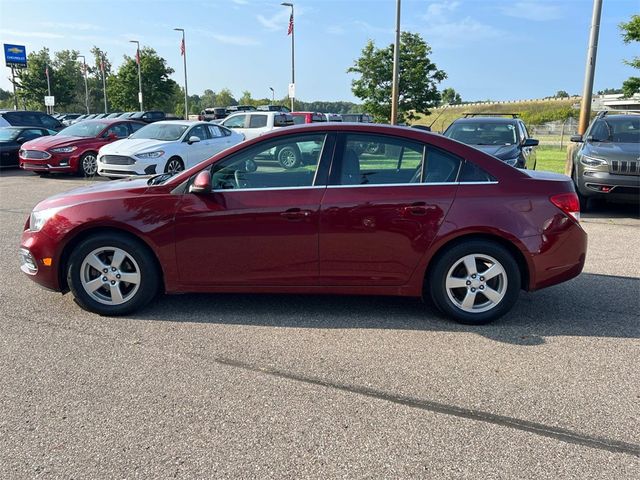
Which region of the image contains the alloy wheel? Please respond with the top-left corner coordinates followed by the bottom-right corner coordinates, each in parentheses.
top-left (445, 253), bottom-right (507, 313)
top-left (278, 148), bottom-right (297, 168)
top-left (82, 154), bottom-right (98, 176)
top-left (165, 159), bottom-right (184, 174)
top-left (80, 246), bottom-right (141, 305)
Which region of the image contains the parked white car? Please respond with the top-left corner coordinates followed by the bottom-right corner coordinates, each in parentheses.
top-left (219, 111), bottom-right (294, 141)
top-left (97, 120), bottom-right (243, 178)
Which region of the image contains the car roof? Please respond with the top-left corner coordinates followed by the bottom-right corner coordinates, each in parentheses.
top-left (152, 120), bottom-right (205, 126)
top-left (72, 118), bottom-right (141, 125)
top-left (452, 117), bottom-right (519, 124)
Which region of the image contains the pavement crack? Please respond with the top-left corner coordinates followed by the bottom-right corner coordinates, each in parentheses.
top-left (213, 356), bottom-right (640, 458)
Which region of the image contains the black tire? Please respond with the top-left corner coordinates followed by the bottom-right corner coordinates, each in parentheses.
top-left (428, 240), bottom-right (521, 325)
top-left (276, 145), bottom-right (301, 169)
top-left (79, 152), bottom-right (98, 177)
top-left (164, 157), bottom-right (184, 174)
top-left (66, 233), bottom-right (160, 316)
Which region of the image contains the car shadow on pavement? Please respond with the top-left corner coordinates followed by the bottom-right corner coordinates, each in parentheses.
top-left (132, 272), bottom-right (640, 346)
top-left (582, 202), bottom-right (639, 220)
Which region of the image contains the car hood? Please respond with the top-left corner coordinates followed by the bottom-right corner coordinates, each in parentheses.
top-left (34, 177), bottom-right (152, 212)
top-left (472, 144), bottom-right (520, 160)
top-left (584, 142), bottom-right (640, 162)
top-left (22, 135), bottom-right (87, 150)
top-left (100, 138), bottom-right (173, 155)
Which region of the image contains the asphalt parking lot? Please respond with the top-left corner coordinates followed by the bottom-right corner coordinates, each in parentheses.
top-left (0, 169), bottom-right (638, 479)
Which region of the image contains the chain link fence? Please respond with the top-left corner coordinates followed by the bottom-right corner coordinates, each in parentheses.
top-left (529, 119), bottom-right (578, 149)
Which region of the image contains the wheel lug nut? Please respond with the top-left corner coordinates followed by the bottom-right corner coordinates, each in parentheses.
top-left (111, 280), bottom-right (116, 285)
top-left (471, 287), bottom-right (476, 292)
top-left (480, 277), bottom-right (484, 281)
top-left (479, 285), bottom-right (484, 290)
top-left (116, 274), bottom-right (121, 279)
top-left (103, 268), bottom-right (108, 273)
top-left (471, 274), bottom-right (476, 279)
top-left (111, 267), bottom-right (117, 271)
top-left (102, 276), bottom-right (107, 281)
top-left (466, 280), bottom-right (471, 286)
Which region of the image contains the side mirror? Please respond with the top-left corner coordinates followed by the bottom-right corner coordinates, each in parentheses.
top-left (522, 138), bottom-right (539, 147)
top-left (16, 137), bottom-right (27, 144)
top-left (189, 170), bottom-right (212, 194)
top-left (188, 136), bottom-right (201, 144)
top-left (570, 135), bottom-right (583, 143)
top-left (107, 133), bottom-right (118, 140)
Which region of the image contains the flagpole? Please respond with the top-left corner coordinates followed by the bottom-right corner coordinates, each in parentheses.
top-left (78, 55), bottom-right (90, 114)
top-left (174, 28), bottom-right (188, 120)
top-left (282, 2), bottom-right (294, 111)
top-left (45, 64), bottom-right (51, 114)
top-left (130, 40), bottom-right (143, 111)
top-left (101, 54), bottom-right (108, 113)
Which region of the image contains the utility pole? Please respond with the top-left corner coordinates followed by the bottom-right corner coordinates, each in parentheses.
top-left (281, 2), bottom-right (295, 111)
top-left (269, 87), bottom-right (275, 102)
top-left (45, 64), bottom-right (52, 114)
top-left (390, 0), bottom-right (401, 125)
top-left (78, 55), bottom-right (89, 114)
top-left (578, 0), bottom-right (603, 135)
top-left (174, 28), bottom-right (189, 119)
top-left (130, 40), bottom-right (143, 111)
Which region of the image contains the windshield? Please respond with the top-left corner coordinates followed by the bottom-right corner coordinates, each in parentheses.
top-left (130, 123), bottom-right (188, 141)
top-left (446, 121), bottom-right (518, 145)
top-left (57, 121), bottom-right (108, 138)
top-left (0, 128), bottom-right (20, 141)
top-left (590, 117), bottom-right (640, 143)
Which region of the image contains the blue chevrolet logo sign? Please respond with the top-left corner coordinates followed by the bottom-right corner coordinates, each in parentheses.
top-left (4, 43), bottom-right (27, 68)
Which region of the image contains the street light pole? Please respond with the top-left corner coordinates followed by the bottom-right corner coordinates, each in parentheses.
top-left (101, 54), bottom-right (108, 113)
top-left (281, 2), bottom-right (295, 111)
top-left (578, 0), bottom-right (603, 135)
top-left (77, 55), bottom-right (89, 114)
top-left (269, 87), bottom-right (274, 102)
top-left (130, 40), bottom-right (143, 111)
top-left (174, 28), bottom-right (189, 120)
top-left (390, 0), bottom-right (401, 125)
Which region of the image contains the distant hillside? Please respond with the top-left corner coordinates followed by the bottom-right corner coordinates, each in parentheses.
top-left (415, 98), bottom-right (580, 132)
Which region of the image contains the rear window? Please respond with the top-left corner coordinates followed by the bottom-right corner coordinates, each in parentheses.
top-left (458, 161), bottom-right (496, 183)
top-left (292, 116), bottom-right (306, 125)
top-left (249, 114), bottom-right (268, 128)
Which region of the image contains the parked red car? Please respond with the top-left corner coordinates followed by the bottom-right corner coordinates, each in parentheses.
top-left (19, 123), bottom-right (586, 324)
top-left (290, 111), bottom-right (327, 125)
top-left (19, 119), bottom-right (145, 176)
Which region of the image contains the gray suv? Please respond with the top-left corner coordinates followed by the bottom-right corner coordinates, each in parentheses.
top-left (570, 111), bottom-right (639, 210)
top-left (443, 114), bottom-right (538, 169)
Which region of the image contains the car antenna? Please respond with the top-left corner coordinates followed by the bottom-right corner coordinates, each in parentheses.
top-left (428, 104), bottom-right (449, 129)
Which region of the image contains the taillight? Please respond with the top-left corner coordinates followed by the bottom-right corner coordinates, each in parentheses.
top-left (550, 193), bottom-right (580, 222)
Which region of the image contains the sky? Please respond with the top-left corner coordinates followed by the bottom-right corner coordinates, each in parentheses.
top-left (0, 0), bottom-right (637, 103)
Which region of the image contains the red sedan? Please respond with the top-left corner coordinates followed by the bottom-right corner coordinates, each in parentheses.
top-left (19, 119), bottom-right (145, 176)
top-left (19, 123), bottom-right (586, 324)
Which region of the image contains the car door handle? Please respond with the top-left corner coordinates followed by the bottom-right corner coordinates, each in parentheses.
top-left (401, 202), bottom-right (430, 216)
top-left (280, 208), bottom-right (312, 220)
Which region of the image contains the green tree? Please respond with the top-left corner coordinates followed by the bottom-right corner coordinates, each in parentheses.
top-left (619, 14), bottom-right (640, 97)
top-left (554, 90), bottom-right (569, 98)
top-left (200, 89), bottom-right (216, 108)
top-left (441, 87), bottom-right (462, 105)
top-left (107, 47), bottom-right (179, 110)
top-left (239, 90), bottom-right (254, 105)
top-left (215, 88), bottom-right (237, 107)
top-left (348, 32), bottom-right (446, 123)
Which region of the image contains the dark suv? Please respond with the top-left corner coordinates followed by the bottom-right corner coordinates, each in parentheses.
top-left (0, 110), bottom-right (63, 131)
top-left (443, 114), bottom-right (538, 169)
top-left (570, 111), bottom-right (639, 210)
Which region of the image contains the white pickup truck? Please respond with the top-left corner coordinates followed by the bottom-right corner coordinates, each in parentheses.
top-left (219, 111), bottom-right (294, 141)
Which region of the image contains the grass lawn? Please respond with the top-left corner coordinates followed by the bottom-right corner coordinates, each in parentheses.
top-left (535, 146), bottom-right (569, 174)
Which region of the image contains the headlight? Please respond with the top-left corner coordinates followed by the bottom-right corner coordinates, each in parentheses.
top-left (503, 157), bottom-right (519, 167)
top-left (29, 206), bottom-right (65, 232)
top-left (580, 155), bottom-right (607, 167)
top-left (50, 146), bottom-right (77, 153)
top-left (136, 150), bottom-right (165, 159)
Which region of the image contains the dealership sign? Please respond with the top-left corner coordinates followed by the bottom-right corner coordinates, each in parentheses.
top-left (4, 44), bottom-right (27, 68)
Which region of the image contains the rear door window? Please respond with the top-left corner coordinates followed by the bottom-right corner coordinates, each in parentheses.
top-left (249, 114), bottom-right (268, 128)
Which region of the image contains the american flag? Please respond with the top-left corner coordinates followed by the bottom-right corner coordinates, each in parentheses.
top-left (45, 65), bottom-right (49, 79)
top-left (100, 57), bottom-right (105, 73)
top-left (287, 13), bottom-right (293, 35)
top-left (180, 38), bottom-right (185, 56)
top-left (135, 48), bottom-right (140, 65)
